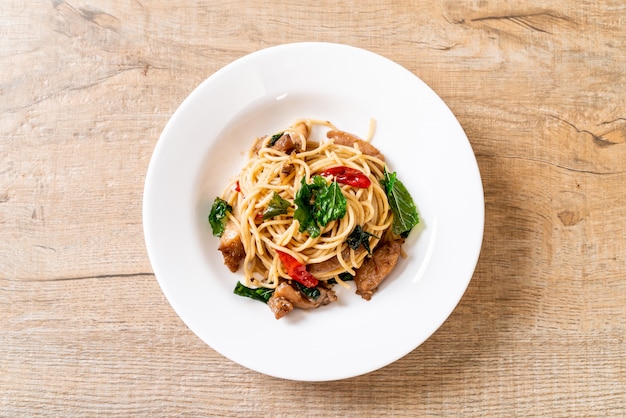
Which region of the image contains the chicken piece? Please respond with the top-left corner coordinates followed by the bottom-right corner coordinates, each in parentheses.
top-left (267, 281), bottom-right (337, 319)
top-left (267, 296), bottom-right (293, 320)
top-left (251, 121), bottom-right (311, 156)
top-left (250, 132), bottom-right (297, 155)
top-left (307, 254), bottom-right (342, 277)
top-left (272, 121), bottom-right (309, 153)
top-left (271, 133), bottom-right (298, 154)
top-left (354, 239), bottom-right (403, 300)
top-left (326, 130), bottom-right (385, 161)
top-left (217, 221), bottom-right (245, 272)
top-left (280, 164), bottom-right (294, 176)
top-left (307, 247), bottom-right (363, 277)
top-left (291, 121), bottom-right (310, 141)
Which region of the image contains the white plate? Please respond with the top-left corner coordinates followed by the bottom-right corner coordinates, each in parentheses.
top-left (143, 42), bottom-right (484, 381)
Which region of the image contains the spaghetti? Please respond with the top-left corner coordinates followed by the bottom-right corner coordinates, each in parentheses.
top-left (210, 119), bottom-right (418, 318)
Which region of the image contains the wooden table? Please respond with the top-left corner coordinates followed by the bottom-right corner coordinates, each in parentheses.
top-left (2, 1), bottom-right (625, 416)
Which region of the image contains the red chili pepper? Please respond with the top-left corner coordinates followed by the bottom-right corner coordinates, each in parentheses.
top-left (235, 181), bottom-right (241, 192)
top-left (320, 166), bottom-right (371, 188)
top-left (276, 250), bottom-right (319, 288)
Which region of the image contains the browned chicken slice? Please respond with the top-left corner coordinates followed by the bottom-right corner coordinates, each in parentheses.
top-left (289, 120), bottom-right (310, 143)
top-left (307, 251), bottom-right (345, 277)
top-left (326, 130), bottom-right (385, 161)
top-left (267, 296), bottom-right (293, 319)
top-left (271, 133), bottom-right (298, 154)
top-left (307, 256), bottom-right (340, 276)
top-left (267, 281), bottom-right (337, 319)
top-left (307, 247), bottom-right (364, 276)
top-left (251, 121), bottom-right (311, 155)
top-left (217, 221), bottom-right (244, 272)
top-left (354, 239), bottom-right (403, 300)
top-left (249, 133), bottom-right (296, 154)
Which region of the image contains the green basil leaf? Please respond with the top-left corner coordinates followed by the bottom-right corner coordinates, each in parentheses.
top-left (294, 177), bottom-right (320, 237)
top-left (294, 175), bottom-right (347, 237)
top-left (310, 175), bottom-right (327, 190)
top-left (314, 179), bottom-right (347, 227)
top-left (381, 168), bottom-right (419, 236)
top-left (327, 272), bottom-right (354, 285)
top-left (262, 192), bottom-right (291, 220)
top-left (294, 281), bottom-right (320, 300)
top-left (208, 197), bottom-right (232, 237)
top-left (233, 281), bottom-right (274, 303)
top-left (346, 225), bottom-right (379, 255)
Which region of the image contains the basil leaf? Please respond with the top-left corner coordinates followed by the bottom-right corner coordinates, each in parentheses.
top-left (381, 168), bottom-right (419, 236)
top-left (294, 175), bottom-right (347, 237)
top-left (267, 132), bottom-right (284, 147)
top-left (310, 175), bottom-right (327, 190)
top-left (262, 192), bottom-right (291, 220)
top-left (294, 281), bottom-right (320, 300)
top-left (314, 179), bottom-right (347, 226)
top-left (294, 177), bottom-right (320, 237)
top-left (233, 281), bottom-right (274, 303)
top-left (327, 272), bottom-right (354, 285)
top-left (208, 197), bottom-right (232, 237)
top-left (346, 225), bottom-right (379, 255)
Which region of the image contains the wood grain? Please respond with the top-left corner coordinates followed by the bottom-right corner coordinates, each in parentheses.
top-left (1, 0), bottom-right (625, 416)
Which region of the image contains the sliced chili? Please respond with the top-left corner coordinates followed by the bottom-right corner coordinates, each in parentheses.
top-left (276, 250), bottom-right (319, 288)
top-left (320, 166), bottom-right (371, 188)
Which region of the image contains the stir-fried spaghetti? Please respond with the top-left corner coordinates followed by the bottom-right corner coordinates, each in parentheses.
top-left (209, 119), bottom-right (419, 318)
top-left (220, 119), bottom-right (391, 287)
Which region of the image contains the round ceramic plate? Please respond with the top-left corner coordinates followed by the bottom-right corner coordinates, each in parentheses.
top-left (143, 42), bottom-right (484, 381)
